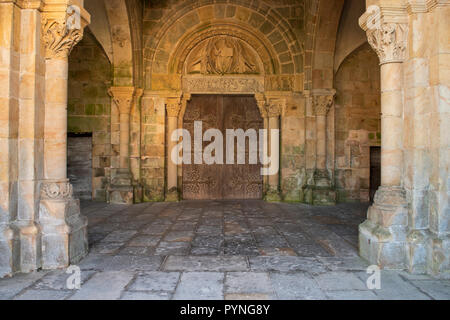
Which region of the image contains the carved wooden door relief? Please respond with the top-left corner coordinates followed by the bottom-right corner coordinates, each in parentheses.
top-left (182, 95), bottom-right (263, 200)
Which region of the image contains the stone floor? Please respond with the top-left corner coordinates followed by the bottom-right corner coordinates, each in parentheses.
top-left (0, 200), bottom-right (449, 300)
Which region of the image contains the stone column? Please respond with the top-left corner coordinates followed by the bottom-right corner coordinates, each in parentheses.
top-left (311, 90), bottom-right (337, 206)
top-left (39, 15), bottom-right (89, 269)
top-left (359, 13), bottom-right (409, 269)
top-left (130, 88), bottom-right (144, 203)
top-left (165, 97), bottom-right (182, 201)
top-left (107, 86), bottom-right (135, 204)
top-left (263, 98), bottom-right (282, 202)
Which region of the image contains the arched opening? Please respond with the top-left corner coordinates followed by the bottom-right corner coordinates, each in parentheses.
top-left (68, 29), bottom-right (113, 201)
top-left (334, 43), bottom-right (381, 203)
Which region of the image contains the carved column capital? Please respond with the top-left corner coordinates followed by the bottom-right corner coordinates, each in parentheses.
top-left (312, 92), bottom-right (335, 116)
top-left (108, 87), bottom-right (136, 114)
top-left (41, 180), bottom-right (73, 200)
top-left (254, 93), bottom-right (267, 118)
top-left (166, 97), bottom-right (182, 118)
top-left (42, 19), bottom-right (82, 59)
top-left (359, 8), bottom-right (408, 65)
top-left (265, 98), bottom-right (285, 118)
top-left (367, 23), bottom-right (408, 64)
top-left (41, 3), bottom-right (90, 59)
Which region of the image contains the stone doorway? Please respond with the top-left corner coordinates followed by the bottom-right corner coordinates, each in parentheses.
top-left (68, 133), bottom-right (93, 200)
top-left (182, 95), bottom-right (264, 200)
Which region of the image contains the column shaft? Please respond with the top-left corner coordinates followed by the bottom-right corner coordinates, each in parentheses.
top-left (44, 58), bottom-right (68, 181)
top-left (380, 63), bottom-right (403, 187)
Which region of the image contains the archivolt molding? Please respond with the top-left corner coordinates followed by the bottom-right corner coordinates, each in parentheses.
top-left (146, 1), bottom-right (304, 79)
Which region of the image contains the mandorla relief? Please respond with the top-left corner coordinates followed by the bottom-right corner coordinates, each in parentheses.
top-left (186, 36), bottom-right (260, 75)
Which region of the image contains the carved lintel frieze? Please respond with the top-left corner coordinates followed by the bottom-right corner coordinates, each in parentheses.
top-left (312, 89), bottom-right (336, 116)
top-left (41, 180), bottom-right (73, 200)
top-left (108, 87), bottom-right (135, 114)
top-left (42, 19), bottom-right (82, 59)
top-left (182, 76), bottom-right (264, 94)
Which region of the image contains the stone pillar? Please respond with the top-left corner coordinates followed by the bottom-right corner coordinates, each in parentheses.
top-left (107, 86), bottom-right (135, 204)
top-left (359, 13), bottom-right (409, 269)
top-left (263, 98), bottom-right (282, 202)
top-left (39, 14), bottom-right (89, 269)
top-left (165, 97), bottom-right (182, 201)
top-left (311, 90), bottom-right (337, 206)
top-left (130, 88), bottom-right (144, 203)
top-left (0, 1), bottom-right (20, 277)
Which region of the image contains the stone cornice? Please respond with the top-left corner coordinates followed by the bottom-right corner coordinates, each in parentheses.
top-left (109, 87), bottom-right (136, 115)
top-left (406, 0), bottom-right (450, 13)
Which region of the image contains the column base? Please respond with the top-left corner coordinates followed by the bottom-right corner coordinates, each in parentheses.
top-left (165, 188), bottom-right (180, 202)
top-left (359, 186), bottom-right (408, 270)
top-left (407, 230), bottom-right (450, 275)
top-left (304, 170), bottom-right (336, 206)
top-left (264, 187), bottom-right (282, 202)
top-left (108, 169), bottom-right (134, 205)
top-left (39, 181), bottom-right (88, 269)
top-left (0, 226), bottom-right (19, 278)
top-left (10, 221), bottom-right (41, 273)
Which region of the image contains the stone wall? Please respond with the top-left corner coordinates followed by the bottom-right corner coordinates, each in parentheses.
top-left (68, 30), bottom-right (112, 201)
top-left (281, 95), bottom-right (307, 201)
top-left (334, 43), bottom-right (381, 202)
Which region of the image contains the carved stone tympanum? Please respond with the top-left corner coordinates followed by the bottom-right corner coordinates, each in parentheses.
top-left (186, 36), bottom-right (259, 75)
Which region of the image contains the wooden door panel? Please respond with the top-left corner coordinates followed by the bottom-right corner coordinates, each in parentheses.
top-left (182, 95), bottom-right (263, 200)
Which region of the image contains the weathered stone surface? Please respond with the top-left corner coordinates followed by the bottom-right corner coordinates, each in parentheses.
top-left (69, 271), bottom-right (134, 300)
top-left (164, 256), bottom-right (248, 272)
top-left (173, 272), bottom-right (224, 300)
top-left (270, 272), bottom-right (327, 300)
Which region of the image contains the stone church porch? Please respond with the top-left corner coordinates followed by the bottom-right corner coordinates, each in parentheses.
top-left (0, 200), bottom-right (448, 300)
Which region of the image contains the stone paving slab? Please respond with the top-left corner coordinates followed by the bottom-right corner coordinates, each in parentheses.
top-left (173, 272), bottom-right (224, 300)
top-left (270, 272), bottom-right (327, 300)
top-left (249, 256), bottom-right (328, 273)
top-left (69, 271), bottom-right (134, 300)
top-left (164, 256), bottom-right (249, 272)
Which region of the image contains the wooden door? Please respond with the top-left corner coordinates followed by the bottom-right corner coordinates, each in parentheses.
top-left (182, 95), bottom-right (263, 200)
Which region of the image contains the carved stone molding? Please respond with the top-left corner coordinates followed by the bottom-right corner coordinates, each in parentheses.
top-left (366, 23), bottom-right (408, 64)
top-left (108, 87), bottom-right (136, 114)
top-left (182, 76), bottom-right (264, 94)
top-left (42, 19), bottom-right (82, 59)
top-left (41, 180), bottom-right (73, 200)
top-left (312, 90), bottom-right (336, 116)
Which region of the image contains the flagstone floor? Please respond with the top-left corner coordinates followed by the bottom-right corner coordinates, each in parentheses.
top-left (0, 200), bottom-right (448, 300)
